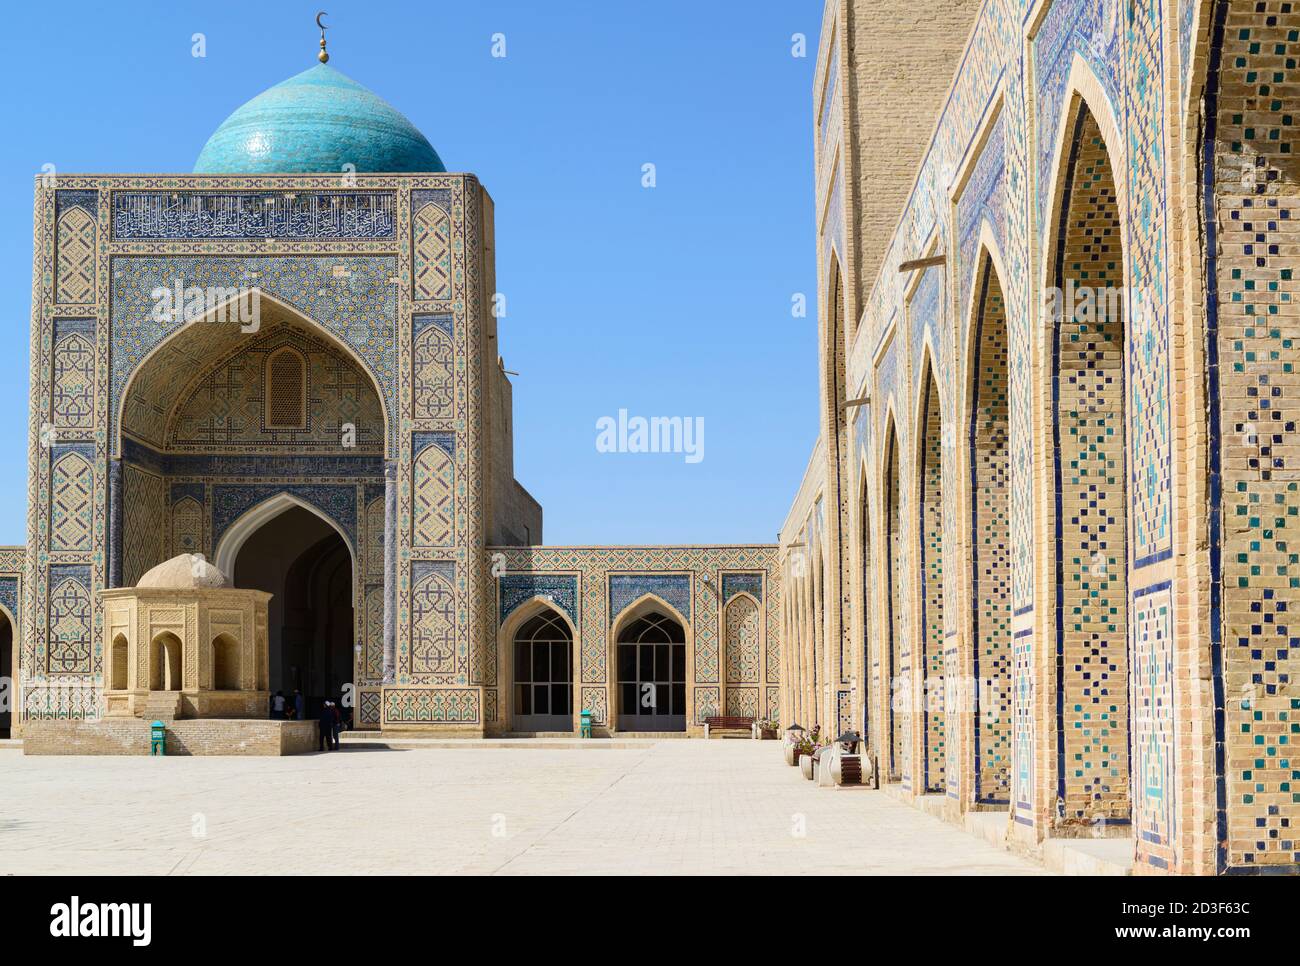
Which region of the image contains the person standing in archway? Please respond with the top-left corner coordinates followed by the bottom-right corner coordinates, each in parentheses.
top-left (318, 701), bottom-right (335, 752)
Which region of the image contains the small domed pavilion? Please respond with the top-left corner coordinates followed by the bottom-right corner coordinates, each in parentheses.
top-left (101, 554), bottom-right (271, 720)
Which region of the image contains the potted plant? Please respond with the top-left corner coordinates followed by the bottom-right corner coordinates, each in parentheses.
top-left (796, 725), bottom-right (821, 779)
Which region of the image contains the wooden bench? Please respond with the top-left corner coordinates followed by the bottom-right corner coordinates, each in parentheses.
top-left (704, 715), bottom-right (754, 739)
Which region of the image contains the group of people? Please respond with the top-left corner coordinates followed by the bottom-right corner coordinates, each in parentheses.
top-left (269, 689), bottom-right (305, 721)
top-left (268, 689), bottom-right (350, 751)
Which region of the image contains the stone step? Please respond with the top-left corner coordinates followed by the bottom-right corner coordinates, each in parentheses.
top-left (1042, 837), bottom-right (1134, 876)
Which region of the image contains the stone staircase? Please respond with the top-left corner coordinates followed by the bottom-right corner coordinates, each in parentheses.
top-left (141, 692), bottom-right (183, 721)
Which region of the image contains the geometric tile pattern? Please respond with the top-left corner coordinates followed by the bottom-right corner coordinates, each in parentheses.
top-left (410, 561), bottom-right (457, 680)
top-left (412, 201), bottom-right (452, 301)
top-left (1053, 108), bottom-right (1130, 827)
top-left (412, 434), bottom-right (454, 548)
top-left (412, 314), bottom-right (455, 420)
top-left (1210, 0), bottom-right (1300, 871)
top-left (498, 573), bottom-right (578, 627)
top-left (492, 546), bottom-right (779, 725)
top-left (1133, 583), bottom-right (1175, 870)
top-left (47, 565), bottom-right (92, 675)
top-left (166, 326), bottom-right (384, 453)
top-left (55, 206), bottom-right (96, 305)
top-left (51, 323), bottom-right (95, 430)
top-left (970, 260), bottom-right (1012, 804)
top-left (919, 366), bottom-right (946, 792)
top-left (50, 447), bottom-right (94, 553)
top-left (724, 594), bottom-right (760, 685)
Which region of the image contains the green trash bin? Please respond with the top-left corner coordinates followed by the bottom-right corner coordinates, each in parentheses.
top-left (150, 720), bottom-right (166, 756)
top-left (579, 709), bottom-right (593, 738)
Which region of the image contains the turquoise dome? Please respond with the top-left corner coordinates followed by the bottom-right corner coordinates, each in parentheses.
top-left (195, 64), bottom-right (444, 174)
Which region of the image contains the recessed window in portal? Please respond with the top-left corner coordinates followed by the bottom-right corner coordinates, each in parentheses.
top-left (512, 610), bottom-right (573, 732)
top-left (617, 612), bottom-right (686, 732)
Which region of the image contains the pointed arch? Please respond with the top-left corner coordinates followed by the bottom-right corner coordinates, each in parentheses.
top-left (1037, 55), bottom-right (1131, 314)
top-left (723, 591), bottom-right (762, 719)
top-left (498, 597), bottom-right (578, 733)
top-left (1043, 89), bottom-right (1131, 831)
top-left (964, 249), bottom-right (1013, 805)
top-left (882, 411), bottom-right (908, 784)
top-left (914, 351), bottom-right (946, 793)
top-left (213, 491), bottom-right (357, 581)
top-left (116, 288), bottom-right (391, 459)
top-left (609, 592), bottom-right (691, 733)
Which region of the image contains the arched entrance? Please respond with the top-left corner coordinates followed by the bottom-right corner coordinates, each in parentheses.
top-left (231, 504), bottom-right (354, 717)
top-left (884, 417), bottom-right (907, 784)
top-left (511, 609), bottom-right (573, 732)
top-left (917, 359), bottom-right (945, 793)
top-left (967, 253), bottom-right (1012, 806)
top-left (150, 632), bottom-right (183, 691)
top-left (1049, 99), bottom-right (1130, 830)
top-left (615, 606), bottom-right (687, 732)
top-left (112, 291), bottom-right (386, 724)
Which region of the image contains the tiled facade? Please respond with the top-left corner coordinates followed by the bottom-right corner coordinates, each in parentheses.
top-left (17, 167), bottom-right (780, 740)
top-left (780, 0), bottom-right (1300, 875)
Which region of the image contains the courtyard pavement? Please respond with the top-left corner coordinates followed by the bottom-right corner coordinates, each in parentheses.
top-left (0, 739), bottom-right (1046, 875)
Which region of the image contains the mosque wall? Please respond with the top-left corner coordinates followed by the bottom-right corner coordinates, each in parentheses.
top-left (490, 545), bottom-right (779, 735)
top-left (781, 0), bottom-right (1300, 875)
top-left (22, 174), bottom-right (511, 735)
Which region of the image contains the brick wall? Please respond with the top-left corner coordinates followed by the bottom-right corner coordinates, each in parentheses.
top-left (1210, 0), bottom-right (1300, 871)
top-left (23, 718), bottom-right (319, 756)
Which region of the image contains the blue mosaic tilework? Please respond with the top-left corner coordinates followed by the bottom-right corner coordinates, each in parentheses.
top-left (412, 313), bottom-right (453, 339)
top-left (910, 265), bottom-right (944, 375)
top-left (109, 255), bottom-right (398, 449)
top-left (55, 190), bottom-right (97, 217)
top-left (956, 114), bottom-right (1007, 335)
top-left (111, 191), bottom-right (397, 240)
top-left (721, 572), bottom-right (763, 604)
top-left (211, 483), bottom-right (357, 552)
top-left (1032, 0), bottom-right (1123, 242)
top-left (608, 574), bottom-right (692, 624)
top-left (498, 573), bottom-right (578, 626)
top-left (169, 482), bottom-right (205, 505)
top-left (411, 188), bottom-right (453, 214)
top-left (1179, 0), bottom-right (1198, 96)
top-left (0, 577), bottom-right (18, 622)
top-left (413, 432), bottom-right (454, 457)
top-left (121, 437), bottom-right (383, 479)
top-left (1125, 0), bottom-right (1173, 566)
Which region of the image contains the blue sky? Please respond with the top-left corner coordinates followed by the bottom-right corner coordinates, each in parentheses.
top-left (0, 0), bottom-right (822, 546)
